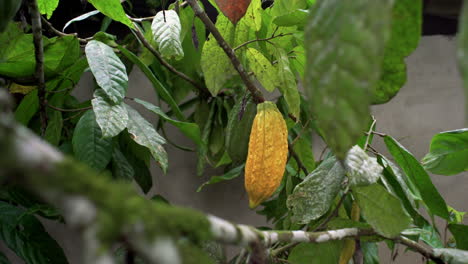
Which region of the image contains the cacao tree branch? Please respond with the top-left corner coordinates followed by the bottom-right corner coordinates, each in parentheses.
top-left (233, 33), bottom-right (293, 51)
top-left (0, 90), bottom-right (445, 264)
top-left (27, 0), bottom-right (48, 136)
top-left (186, 0), bottom-right (266, 104)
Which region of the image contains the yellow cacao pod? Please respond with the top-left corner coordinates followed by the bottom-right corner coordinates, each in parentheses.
top-left (245, 101), bottom-right (288, 208)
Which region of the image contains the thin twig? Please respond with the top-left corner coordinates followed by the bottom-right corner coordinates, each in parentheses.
top-left (28, 0), bottom-right (48, 136)
top-left (131, 24), bottom-right (209, 96)
top-left (186, 0), bottom-right (265, 104)
top-left (47, 104), bottom-right (92, 112)
top-left (288, 143), bottom-right (309, 175)
top-left (233, 33), bottom-right (293, 51)
top-left (363, 116), bottom-right (377, 151)
top-left (41, 16), bottom-right (88, 44)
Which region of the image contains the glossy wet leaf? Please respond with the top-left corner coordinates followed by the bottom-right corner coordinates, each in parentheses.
top-left (287, 157), bottom-right (345, 224)
top-left (85, 40), bottom-right (128, 104)
top-left (304, 0), bottom-right (393, 159)
top-left (354, 184), bottom-right (411, 238)
top-left (422, 129), bottom-right (468, 176)
top-left (92, 89), bottom-right (128, 138)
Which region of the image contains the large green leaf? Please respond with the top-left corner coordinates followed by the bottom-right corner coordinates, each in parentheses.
top-left (0, 24), bottom-right (80, 79)
top-left (85, 40), bottom-right (128, 104)
top-left (38, 0), bottom-right (59, 19)
top-left (72, 110), bottom-right (113, 170)
top-left (246, 48), bottom-right (278, 92)
top-left (91, 89), bottom-right (128, 138)
top-left (0, 201), bottom-right (68, 264)
top-left (457, 1), bottom-right (468, 118)
top-left (288, 241), bottom-right (343, 264)
top-left (287, 157), bottom-right (345, 224)
top-left (151, 10), bottom-right (184, 60)
top-left (87, 0), bottom-right (133, 28)
top-left (384, 136), bottom-right (449, 219)
top-left (0, 0), bottom-right (21, 32)
top-left (373, 0), bottom-right (422, 104)
top-left (133, 99), bottom-right (202, 146)
top-left (433, 248), bottom-right (468, 264)
top-left (275, 48), bottom-right (301, 118)
top-left (125, 105), bottom-right (168, 173)
top-left (200, 15), bottom-right (236, 96)
top-left (449, 224), bottom-right (468, 250)
top-left (14, 90), bottom-right (39, 126)
top-left (304, 0), bottom-right (393, 159)
top-left (117, 46), bottom-right (185, 121)
top-left (354, 184), bottom-right (411, 238)
top-left (421, 129), bottom-right (468, 176)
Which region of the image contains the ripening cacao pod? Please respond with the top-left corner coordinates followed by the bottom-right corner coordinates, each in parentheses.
top-left (245, 101), bottom-right (288, 208)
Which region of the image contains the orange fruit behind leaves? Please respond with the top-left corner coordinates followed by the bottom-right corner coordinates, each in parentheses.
top-left (245, 101), bottom-right (288, 208)
top-left (215, 0), bottom-right (252, 24)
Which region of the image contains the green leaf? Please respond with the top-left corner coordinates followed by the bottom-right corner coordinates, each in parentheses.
top-left (0, 201), bottom-right (68, 264)
top-left (151, 10), bottom-right (184, 60)
top-left (38, 0), bottom-right (59, 19)
top-left (273, 9), bottom-right (309, 27)
top-left (433, 248), bottom-right (468, 264)
top-left (14, 90), bottom-right (39, 126)
top-left (197, 164), bottom-right (245, 192)
top-left (111, 147), bottom-right (135, 181)
top-left (354, 184), bottom-right (411, 238)
top-left (91, 89), bottom-right (128, 138)
top-left (72, 110), bottom-right (113, 170)
top-left (457, 1), bottom-right (468, 118)
top-left (197, 102), bottom-right (216, 176)
top-left (87, 0), bottom-right (133, 28)
top-left (45, 108), bottom-right (63, 146)
top-left (133, 98), bottom-right (202, 146)
top-left (288, 241), bottom-right (343, 264)
top-left (449, 224), bottom-right (468, 250)
top-left (117, 46), bottom-right (185, 121)
top-left (421, 129), bottom-right (468, 176)
top-left (200, 15), bottom-right (236, 96)
top-left (362, 242), bottom-right (379, 264)
top-left (85, 40), bottom-right (128, 104)
top-left (304, 0), bottom-right (393, 159)
top-left (287, 157), bottom-right (345, 224)
top-left (292, 136), bottom-right (316, 173)
top-left (384, 136), bottom-right (449, 219)
top-left (125, 105), bottom-right (168, 173)
top-left (275, 48), bottom-right (301, 118)
top-left (373, 0), bottom-right (422, 104)
top-left (246, 48), bottom-right (278, 92)
top-left (63, 10), bottom-right (100, 31)
top-left (0, 0), bottom-right (21, 32)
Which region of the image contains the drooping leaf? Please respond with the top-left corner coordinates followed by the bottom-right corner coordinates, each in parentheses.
top-left (44, 108), bottom-right (63, 146)
top-left (87, 0), bottom-right (133, 28)
top-left (247, 48), bottom-right (278, 92)
top-left (38, 0), bottom-right (59, 19)
top-left (0, 0), bottom-right (21, 32)
top-left (125, 105), bottom-right (168, 173)
top-left (111, 147), bottom-right (135, 181)
top-left (433, 248), bottom-right (468, 264)
top-left (362, 242), bottom-right (379, 264)
top-left (288, 241), bottom-right (343, 264)
top-left (117, 46), bottom-right (185, 121)
top-left (287, 156), bottom-right (345, 224)
top-left (457, 1), bottom-right (468, 118)
top-left (373, 0), bottom-right (422, 104)
top-left (197, 164), bottom-right (245, 192)
top-left (275, 48), bottom-right (301, 118)
top-left (421, 129), bottom-right (468, 176)
top-left (304, 0), bottom-right (393, 159)
top-left (215, 0), bottom-right (252, 24)
top-left (292, 136), bottom-right (316, 173)
top-left (14, 90), bottom-right (39, 126)
top-left (200, 15), bottom-right (236, 96)
top-left (63, 10), bottom-right (100, 31)
top-left (449, 224), bottom-right (468, 250)
top-left (72, 110), bottom-right (113, 170)
top-left (384, 136), bottom-right (450, 219)
top-left (0, 201), bottom-right (68, 264)
top-left (151, 10), bottom-right (184, 60)
top-left (91, 89), bottom-right (128, 138)
top-left (133, 98), bottom-right (202, 146)
top-left (354, 184), bottom-right (411, 238)
top-left (85, 40), bottom-right (128, 104)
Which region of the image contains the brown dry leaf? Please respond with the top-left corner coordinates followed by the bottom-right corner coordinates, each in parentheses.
top-left (215, 0), bottom-right (252, 24)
